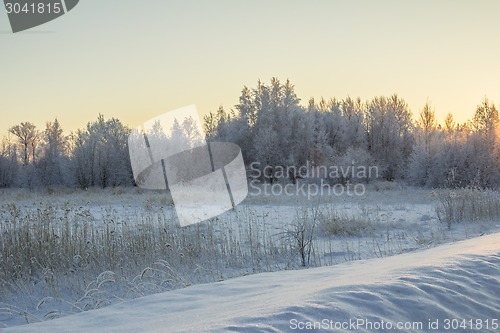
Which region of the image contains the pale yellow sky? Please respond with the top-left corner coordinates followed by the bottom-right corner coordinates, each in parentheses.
top-left (1, 0), bottom-right (499, 136)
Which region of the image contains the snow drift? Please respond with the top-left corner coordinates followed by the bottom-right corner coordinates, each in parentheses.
top-left (4, 233), bottom-right (500, 333)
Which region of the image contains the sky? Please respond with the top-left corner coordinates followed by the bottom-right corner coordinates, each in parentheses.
top-left (1, 0), bottom-right (499, 136)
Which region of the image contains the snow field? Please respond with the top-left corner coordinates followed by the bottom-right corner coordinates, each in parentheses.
top-left (0, 186), bottom-right (499, 329)
top-left (4, 232), bottom-right (499, 332)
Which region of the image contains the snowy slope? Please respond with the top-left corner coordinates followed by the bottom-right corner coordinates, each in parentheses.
top-left (4, 233), bottom-right (500, 333)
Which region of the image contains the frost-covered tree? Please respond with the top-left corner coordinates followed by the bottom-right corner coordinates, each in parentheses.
top-left (71, 115), bottom-right (133, 188)
top-left (0, 137), bottom-right (19, 187)
top-left (8, 122), bottom-right (41, 188)
top-left (340, 97), bottom-right (366, 150)
top-left (181, 116), bottom-right (204, 148)
top-left (467, 99), bottom-right (499, 187)
top-left (408, 98), bottom-right (499, 188)
top-left (203, 78), bottom-right (305, 182)
top-left (365, 95), bottom-right (414, 180)
top-left (36, 119), bottom-right (70, 186)
top-left (444, 113), bottom-right (456, 135)
top-left (253, 126), bottom-right (280, 181)
top-left (204, 106), bottom-right (230, 143)
top-left (419, 102), bottom-right (437, 153)
top-left (203, 80), bottom-right (420, 183)
top-left (308, 100), bottom-right (333, 166)
top-left (407, 102), bottom-right (439, 186)
top-left (9, 122), bottom-right (39, 166)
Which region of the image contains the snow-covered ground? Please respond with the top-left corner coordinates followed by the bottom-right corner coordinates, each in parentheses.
top-left (4, 232), bottom-right (499, 333)
top-left (0, 187), bottom-right (499, 330)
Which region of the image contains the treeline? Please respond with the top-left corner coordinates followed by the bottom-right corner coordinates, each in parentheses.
top-left (206, 78), bottom-right (499, 188)
top-left (0, 78), bottom-right (499, 189)
top-left (0, 115), bottom-right (133, 188)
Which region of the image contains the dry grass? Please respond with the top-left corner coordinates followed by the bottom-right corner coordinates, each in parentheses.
top-left (0, 200), bottom-right (294, 326)
top-left (435, 189), bottom-right (500, 229)
top-left (318, 208), bottom-right (375, 237)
